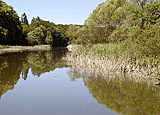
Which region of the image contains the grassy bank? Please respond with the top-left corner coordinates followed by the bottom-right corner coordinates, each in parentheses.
top-left (66, 44), bottom-right (160, 84)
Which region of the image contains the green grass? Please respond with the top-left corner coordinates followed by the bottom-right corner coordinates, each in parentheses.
top-left (74, 43), bottom-right (122, 59)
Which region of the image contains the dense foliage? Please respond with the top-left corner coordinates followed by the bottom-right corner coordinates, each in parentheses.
top-left (23, 18), bottom-right (71, 47)
top-left (68, 0), bottom-right (160, 44)
top-left (0, 0), bottom-right (23, 45)
top-left (67, 0), bottom-right (160, 60)
top-left (0, 0), bottom-right (160, 57)
top-left (0, 0), bottom-right (81, 47)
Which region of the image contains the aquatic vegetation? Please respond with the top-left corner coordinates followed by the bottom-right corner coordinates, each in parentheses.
top-left (66, 44), bottom-right (160, 84)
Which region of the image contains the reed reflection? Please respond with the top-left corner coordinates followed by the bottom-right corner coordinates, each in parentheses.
top-left (67, 68), bottom-right (160, 115)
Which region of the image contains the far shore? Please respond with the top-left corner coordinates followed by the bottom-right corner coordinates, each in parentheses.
top-left (0, 45), bottom-right (51, 54)
top-left (0, 45), bottom-right (76, 55)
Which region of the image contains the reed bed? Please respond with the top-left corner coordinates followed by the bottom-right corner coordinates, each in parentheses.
top-left (65, 44), bottom-right (160, 85)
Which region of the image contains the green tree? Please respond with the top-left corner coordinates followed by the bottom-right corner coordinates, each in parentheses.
top-left (27, 27), bottom-right (45, 45)
top-left (121, 1), bottom-right (160, 58)
top-left (21, 13), bottom-right (28, 25)
top-left (83, 0), bottom-right (128, 44)
top-left (128, 0), bottom-right (160, 29)
top-left (45, 31), bottom-right (53, 44)
top-left (66, 24), bottom-right (81, 44)
top-left (0, 0), bottom-right (23, 45)
top-left (31, 16), bottom-right (42, 24)
top-left (76, 27), bottom-right (90, 45)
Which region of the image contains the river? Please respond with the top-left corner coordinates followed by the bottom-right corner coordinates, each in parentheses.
top-left (0, 49), bottom-right (160, 115)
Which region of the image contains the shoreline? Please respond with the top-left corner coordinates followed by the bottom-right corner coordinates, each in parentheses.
top-left (0, 44), bottom-right (76, 54)
top-left (0, 45), bottom-right (51, 54)
top-left (65, 45), bottom-right (159, 85)
top-left (66, 44), bottom-right (81, 52)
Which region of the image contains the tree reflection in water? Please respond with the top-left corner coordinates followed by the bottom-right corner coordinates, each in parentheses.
top-left (22, 50), bottom-right (68, 77)
top-left (1, 49), bottom-right (160, 115)
top-left (67, 68), bottom-right (160, 115)
top-left (0, 49), bottom-right (68, 98)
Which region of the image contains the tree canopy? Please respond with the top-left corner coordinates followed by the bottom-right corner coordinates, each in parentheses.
top-left (0, 1), bottom-right (76, 46)
top-left (0, 0), bottom-right (159, 52)
top-left (25, 19), bottom-right (70, 46)
top-left (21, 13), bottom-right (28, 25)
top-left (0, 0), bottom-right (23, 45)
top-left (66, 0), bottom-right (160, 59)
top-left (67, 0), bottom-right (160, 45)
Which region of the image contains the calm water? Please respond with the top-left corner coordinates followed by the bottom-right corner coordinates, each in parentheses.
top-left (0, 49), bottom-right (160, 115)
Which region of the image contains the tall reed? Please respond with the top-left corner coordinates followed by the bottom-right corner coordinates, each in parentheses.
top-left (65, 44), bottom-right (160, 84)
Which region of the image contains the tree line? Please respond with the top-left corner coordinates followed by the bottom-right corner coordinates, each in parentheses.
top-left (21, 16), bottom-right (72, 47)
top-left (0, 0), bottom-right (159, 53)
top-left (67, 0), bottom-right (160, 45)
top-left (0, 0), bottom-right (22, 45)
top-left (0, 0), bottom-right (82, 47)
top-left (67, 0), bottom-right (160, 59)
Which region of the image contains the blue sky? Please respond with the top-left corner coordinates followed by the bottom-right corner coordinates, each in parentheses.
top-left (4, 0), bottom-right (105, 25)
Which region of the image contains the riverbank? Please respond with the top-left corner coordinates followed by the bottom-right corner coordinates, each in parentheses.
top-left (66, 44), bottom-right (160, 85)
top-left (66, 44), bottom-right (81, 52)
top-left (0, 45), bottom-right (51, 54)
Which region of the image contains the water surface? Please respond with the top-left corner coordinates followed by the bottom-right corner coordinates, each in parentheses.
top-left (0, 50), bottom-right (117, 115)
top-left (0, 49), bottom-right (160, 115)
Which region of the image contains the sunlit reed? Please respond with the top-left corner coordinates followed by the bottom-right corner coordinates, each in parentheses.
top-left (65, 45), bottom-right (159, 85)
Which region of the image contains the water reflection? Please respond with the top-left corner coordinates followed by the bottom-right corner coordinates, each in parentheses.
top-left (67, 68), bottom-right (160, 115)
top-left (1, 50), bottom-right (160, 115)
top-left (22, 49), bottom-right (68, 77)
top-left (0, 49), bottom-right (68, 98)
